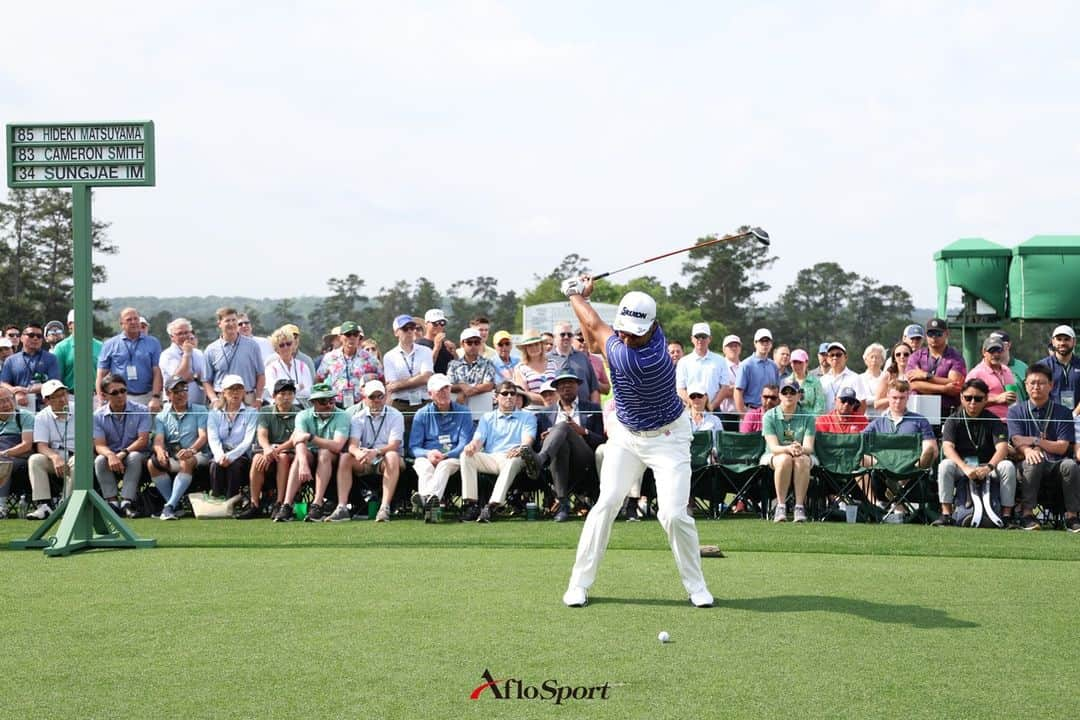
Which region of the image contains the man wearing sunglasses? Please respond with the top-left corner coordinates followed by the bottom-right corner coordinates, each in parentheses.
top-left (448, 327), bottom-right (497, 422)
top-left (315, 320), bottom-right (382, 409)
top-left (1, 322), bottom-right (61, 412)
top-left (489, 330), bottom-right (519, 384)
top-left (738, 384), bottom-right (780, 433)
top-left (907, 317), bottom-right (966, 417)
top-left (460, 381), bottom-right (538, 523)
top-left (0, 386), bottom-right (35, 519)
top-left (384, 314), bottom-right (434, 440)
top-left (936, 378), bottom-right (1014, 527)
top-left (92, 373), bottom-right (151, 517)
top-left (416, 308), bottom-right (457, 375)
top-left (546, 321), bottom-right (600, 407)
top-left (820, 342), bottom-right (871, 414)
top-left (676, 322), bottom-right (733, 411)
top-left (276, 383), bottom-right (350, 522)
top-left (815, 386), bottom-right (869, 434)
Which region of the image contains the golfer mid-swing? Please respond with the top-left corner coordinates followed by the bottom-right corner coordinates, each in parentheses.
top-left (559, 275), bottom-right (714, 608)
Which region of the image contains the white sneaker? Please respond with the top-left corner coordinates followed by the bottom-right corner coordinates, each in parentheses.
top-left (882, 509), bottom-right (905, 524)
top-left (793, 506), bottom-right (808, 523)
top-left (27, 503), bottom-right (52, 520)
top-left (690, 590), bottom-right (714, 608)
top-left (375, 506), bottom-right (390, 522)
top-left (325, 504), bottom-right (352, 522)
top-left (773, 505), bottom-right (787, 523)
top-left (563, 586), bottom-right (588, 607)
top-left (159, 504), bottom-right (177, 521)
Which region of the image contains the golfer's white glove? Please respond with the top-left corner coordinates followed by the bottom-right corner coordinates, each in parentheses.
top-left (561, 277), bottom-right (583, 297)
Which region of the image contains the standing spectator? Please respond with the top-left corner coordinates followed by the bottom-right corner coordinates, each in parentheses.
top-left (860, 343), bottom-right (887, 413)
top-left (513, 334), bottom-right (552, 407)
top-left (907, 318), bottom-right (966, 417)
top-left (490, 330), bottom-right (518, 384)
top-left (718, 334), bottom-right (742, 430)
top-left (764, 377), bottom-right (816, 523)
top-left (52, 310), bottom-right (102, 395)
top-left (237, 312), bottom-right (274, 363)
top-left (159, 317), bottom-right (208, 407)
top-left (811, 343), bottom-right (831, 378)
top-left (734, 329), bottom-right (780, 416)
top-left (989, 330), bottom-right (1026, 402)
top-left (547, 321), bottom-right (600, 406)
top-left (574, 329), bottom-right (611, 397)
top-left (206, 375), bottom-right (258, 501)
top-left (279, 324), bottom-right (317, 379)
top-left (43, 321), bottom-right (65, 351)
top-left (384, 314), bottom-right (434, 439)
top-left (902, 324), bottom-right (926, 354)
top-left (455, 315), bottom-right (499, 361)
top-left (96, 308), bottom-right (163, 412)
top-left (1007, 364), bottom-right (1080, 532)
top-left (264, 326), bottom-right (314, 407)
top-left (203, 307), bottom-right (265, 410)
top-left (0, 337), bottom-right (13, 366)
top-left (415, 309), bottom-right (457, 375)
top-left (773, 344), bottom-right (793, 381)
top-left (876, 342), bottom-right (914, 411)
top-left (667, 340), bottom-right (684, 365)
top-left (0, 386), bottom-right (35, 518)
top-left (147, 375), bottom-right (209, 520)
top-left (3, 326), bottom-right (21, 352)
top-left (676, 323), bottom-right (733, 411)
top-left (316, 321), bottom-right (382, 410)
top-left (789, 348), bottom-right (825, 416)
top-left (820, 342), bottom-right (871, 413)
top-left (92, 373), bottom-right (151, 517)
top-left (1037, 325), bottom-right (1080, 418)
top-left (965, 336), bottom-right (1017, 419)
top-left (447, 327), bottom-right (496, 419)
top-left (1, 322), bottom-right (61, 412)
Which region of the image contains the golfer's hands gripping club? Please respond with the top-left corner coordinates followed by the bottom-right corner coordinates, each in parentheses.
top-left (561, 275), bottom-right (594, 299)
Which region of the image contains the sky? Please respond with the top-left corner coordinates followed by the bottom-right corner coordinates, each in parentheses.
top-left (4, 1), bottom-right (1080, 311)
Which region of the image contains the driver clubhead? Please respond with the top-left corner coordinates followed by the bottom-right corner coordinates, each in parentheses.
top-left (749, 226), bottom-right (770, 246)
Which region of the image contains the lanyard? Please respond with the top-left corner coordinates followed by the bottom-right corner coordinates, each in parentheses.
top-left (220, 339), bottom-right (239, 375)
top-left (123, 337), bottom-right (142, 367)
top-left (278, 357), bottom-right (297, 383)
top-left (1054, 360), bottom-right (1074, 392)
top-left (223, 407), bottom-right (246, 440)
top-left (1026, 401), bottom-right (1053, 439)
top-left (960, 412), bottom-right (982, 449)
top-left (168, 408), bottom-right (188, 445)
top-left (399, 348), bottom-right (415, 376)
top-left (51, 411), bottom-right (70, 453)
top-left (366, 413), bottom-right (387, 445)
top-left (23, 351), bottom-right (43, 379)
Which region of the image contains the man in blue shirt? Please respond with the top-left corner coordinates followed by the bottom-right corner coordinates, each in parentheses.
top-left (92, 373), bottom-right (151, 517)
top-left (461, 381), bottom-right (538, 523)
top-left (1006, 363), bottom-right (1080, 532)
top-left (734, 328), bottom-right (780, 415)
top-left (1, 322), bottom-right (61, 412)
top-left (148, 375), bottom-right (209, 520)
top-left (202, 307), bottom-right (265, 409)
top-left (1037, 325), bottom-right (1080, 418)
top-left (409, 373), bottom-right (474, 520)
top-left (558, 278), bottom-right (713, 609)
top-left (96, 307), bottom-right (163, 413)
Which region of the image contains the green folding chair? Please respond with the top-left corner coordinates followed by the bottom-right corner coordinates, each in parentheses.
top-left (812, 432), bottom-right (869, 521)
top-left (689, 429), bottom-right (719, 517)
top-left (865, 432), bottom-right (938, 524)
top-left (715, 432), bottom-right (768, 518)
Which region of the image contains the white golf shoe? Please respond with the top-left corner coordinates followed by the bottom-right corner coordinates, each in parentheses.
top-left (562, 586), bottom-right (588, 607)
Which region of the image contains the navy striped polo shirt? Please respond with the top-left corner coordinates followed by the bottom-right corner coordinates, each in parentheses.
top-left (606, 325), bottom-right (684, 431)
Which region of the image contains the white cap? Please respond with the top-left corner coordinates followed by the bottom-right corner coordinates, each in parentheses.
top-left (460, 327), bottom-right (482, 342)
top-left (427, 373), bottom-right (452, 393)
top-left (754, 328), bottom-right (772, 342)
top-left (722, 334), bottom-right (741, 347)
top-left (67, 309), bottom-right (75, 324)
top-left (611, 291), bottom-right (657, 336)
top-left (0, 338), bottom-right (11, 349)
top-left (363, 380), bottom-right (386, 397)
top-left (1052, 325), bottom-right (1075, 339)
top-left (220, 374), bottom-right (245, 389)
top-left (424, 309), bottom-right (446, 323)
top-left (539, 380), bottom-right (556, 394)
top-left (41, 379), bottom-right (68, 398)
top-left (686, 382), bottom-right (708, 397)
top-left (691, 322), bottom-right (711, 338)
top-left (827, 341), bottom-right (847, 354)
top-left (139, 316), bottom-right (149, 326)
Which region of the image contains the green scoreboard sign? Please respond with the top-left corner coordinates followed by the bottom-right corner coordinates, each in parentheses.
top-left (6, 120), bottom-right (155, 188)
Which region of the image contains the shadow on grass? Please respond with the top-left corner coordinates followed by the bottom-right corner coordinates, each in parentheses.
top-left (591, 597), bottom-right (691, 607)
top-left (714, 595), bottom-right (978, 629)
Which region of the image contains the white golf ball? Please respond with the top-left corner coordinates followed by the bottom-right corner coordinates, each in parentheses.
top-left (658, 631), bottom-right (670, 643)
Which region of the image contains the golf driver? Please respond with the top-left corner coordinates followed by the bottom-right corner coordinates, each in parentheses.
top-left (592, 226), bottom-right (769, 281)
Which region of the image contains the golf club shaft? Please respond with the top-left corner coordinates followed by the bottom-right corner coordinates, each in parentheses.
top-left (592, 229), bottom-right (755, 281)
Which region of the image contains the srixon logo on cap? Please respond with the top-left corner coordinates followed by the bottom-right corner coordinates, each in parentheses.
top-left (620, 307), bottom-right (648, 319)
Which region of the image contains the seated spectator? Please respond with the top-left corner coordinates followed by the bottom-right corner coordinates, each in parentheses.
top-left (0, 386), bottom-right (35, 518)
top-left (461, 381), bottom-right (539, 523)
top-left (907, 318), bottom-right (966, 417)
top-left (159, 317), bottom-right (208, 406)
top-left (863, 379), bottom-right (938, 523)
top-left (687, 382), bottom-right (724, 433)
top-left (820, 342), bottom-right (871, 413)
top-left (490, 331), bottom-right (518, 384)
top-left (739, 384), bottom-right (780, 433)
top-left (203, 307), bottom-right (264, 410)
top-left (147, 376), bottom-right (209, 520)
top-left (340, 380), bottom-right (404, 523)
top-left (534, 370), bottom-right (606, 522)
top-left (513, 334), bottom-right (552, 407)
top-left (92, 373), bottom-right (151, 518)
top-left (316, 321), bottom-right (381, 410)
top-left (876, 342), bottom-right (914, 411)
top-left (27, 380), bottom-right (76, 519)
top-left (241, 379), bottom-right (300, 520)
top-left (274, 383), bottom-right (350, 522)
top-left (415, 309), bottom-right (456, 375)
top-left (1006, 364), bottom-right (1080, 532)
top-left (96, 308), bottom-right (163, 412)
top-left (1, 322), bottom-right (61, 411)
top-left (447, 327), bottom-right (497, 419)
top-left (409, 373), bottom-right (473, 520)
top-left (264, 326), bottom-right (314, 406)
top-left (815, 387), bottom-right (869, 434)
top-left (206, 374), bottom-right (258, 502)
top-left (965, 336), bottom-right (1017, 419)
top-left (763, 377), bottom-right (816, 523)
top-left (789, 348), bottom-right (825, 416)
top-left (935, 378), bottom-right (1015, 527)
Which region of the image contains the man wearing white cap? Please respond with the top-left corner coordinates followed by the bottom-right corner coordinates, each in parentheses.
top-left (819, 341), bottom-right (871, 413)
top-left (339, 380), bottom-right (405, 522)
top-left (1038, 325), bottom-right (1080, 417)
top-left (558, 275), bottom-right (713, 608)
top-left (27, 379), bottom-right (77, 519)
top-left (415, 308), bottom-right (456, 375)
top-left (676, 322), bottom-right (733, 410)
top-left (408, 373), bottom-right (474, 521)
top-left (734, 329), bottom-right (781, 416)
top-left (447, 327), bottom-right (496, 420)
top-left (717, 335), bottom-right (742, 430)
